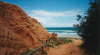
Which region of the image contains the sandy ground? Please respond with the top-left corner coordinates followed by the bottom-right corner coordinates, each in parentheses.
top-left (47, 39), bottom-right (84, 55)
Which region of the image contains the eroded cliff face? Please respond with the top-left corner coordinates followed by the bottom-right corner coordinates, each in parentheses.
top-left (0, 1), bottom-right (50, 55)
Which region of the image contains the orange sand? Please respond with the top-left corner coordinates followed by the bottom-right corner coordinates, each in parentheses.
top-left (47, 39), bottom-right (84, 55)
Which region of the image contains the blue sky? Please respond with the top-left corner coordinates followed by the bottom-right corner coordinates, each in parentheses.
top-left (0, 0), bottom-right (89, 27)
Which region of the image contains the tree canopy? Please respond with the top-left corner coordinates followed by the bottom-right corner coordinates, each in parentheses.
top-left (76, 2), bottom-right (100, 55)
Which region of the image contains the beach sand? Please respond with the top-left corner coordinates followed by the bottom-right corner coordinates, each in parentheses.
top-left (47, 38), bottom-right (84, 55)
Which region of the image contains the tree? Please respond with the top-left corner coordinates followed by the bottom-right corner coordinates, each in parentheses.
top-left (76, 2), bottom-right (100, 55)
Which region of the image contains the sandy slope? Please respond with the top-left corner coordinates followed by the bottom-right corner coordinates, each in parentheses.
top-left (47, 39), bottom-right (84, 55)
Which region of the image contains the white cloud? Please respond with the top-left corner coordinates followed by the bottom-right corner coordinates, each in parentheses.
top-left (28, 9), bottom-right (84, 27)
top-left (33, 16), bottom-right (51, 25)
top-left (32, 10), bottom-right (65, 17)
top-left (31, 9), bottom-right (83, 17)
top-left (45, 22), bottom-right (74, 27)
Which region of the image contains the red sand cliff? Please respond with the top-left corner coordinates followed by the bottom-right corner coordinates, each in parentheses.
top-left (0, 2), bottom-right (50, 55)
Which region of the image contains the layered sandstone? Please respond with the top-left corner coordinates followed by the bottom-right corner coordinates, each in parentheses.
top-left (0, 1), bottom-right (50, 55)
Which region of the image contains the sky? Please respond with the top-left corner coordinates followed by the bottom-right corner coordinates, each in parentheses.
top-left (0, 0), bottom-right (90, 27)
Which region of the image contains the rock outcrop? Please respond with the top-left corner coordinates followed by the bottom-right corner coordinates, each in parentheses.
top-left (0, 1), bottom-right (50, 55)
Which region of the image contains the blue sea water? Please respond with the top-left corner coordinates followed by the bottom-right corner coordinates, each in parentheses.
top-left (46, 27), bottom-right (80, 38)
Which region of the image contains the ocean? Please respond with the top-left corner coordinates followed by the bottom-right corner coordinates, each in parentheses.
top-left (46, 27), bottom-right (80, 38)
